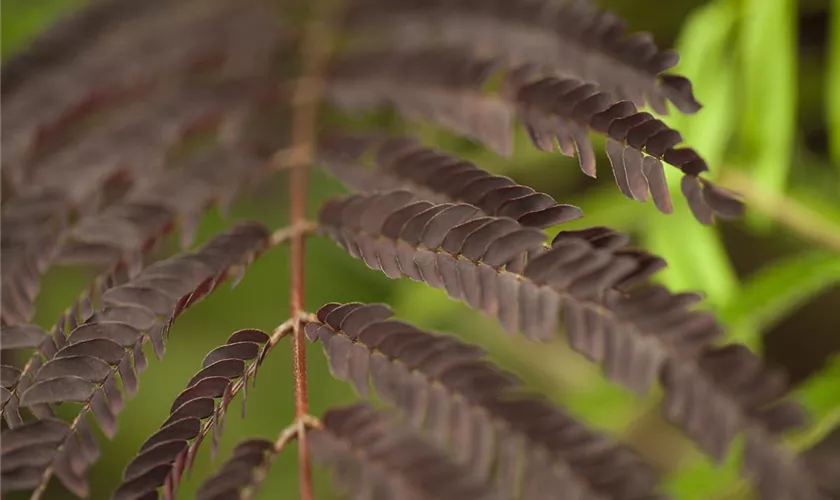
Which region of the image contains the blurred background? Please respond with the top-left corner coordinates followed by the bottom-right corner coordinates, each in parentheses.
top-left (3, 0), bottom-right (840, 498)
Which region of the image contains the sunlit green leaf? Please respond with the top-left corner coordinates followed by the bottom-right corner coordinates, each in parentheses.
top-left (661, 0), bottom-right (737, 154)
top-left (645, 0), bottom-right (740, 308)
top-left (665, 437), bottom-right (745, 500)
top-left (739, 0), bottom-right (798, 230)
top-left (791, 355), bottom-right (840, 451)
top-left (788, 185), bottom-right (840, 230)
top-left (645, 211), bottom-right (738, 309)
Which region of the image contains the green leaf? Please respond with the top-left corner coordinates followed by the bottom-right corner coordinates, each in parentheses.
top-left (828, 0), bottom-right (840, 174)
top-left (788, 185), bottom-right (840, 231)
top-left (791, 355), bottom-right (840, 451)
top-left (1, 0), bottom-right (85, 59)
top-left (644, 211), bottom-right (737, 309)
top-left (661, 0), bottom-right (737, 153)
top-left (664, 437), bottom-right (745, 500)
top-left (739, 0), bottom-right (798, 230)
top-left (645, 0), bottom-right (740, 309)
top-left (720, 250), bottom-right (840, 347)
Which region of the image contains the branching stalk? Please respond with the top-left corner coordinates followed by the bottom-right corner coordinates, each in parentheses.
top-left (720, 169), bottom-right (840, 253)
top-left (174, 315), bottom-right (307, 491)
top-left (285, 2), bottom-right (338, 499)
top-left (240, 414), bottom-right (322, 500)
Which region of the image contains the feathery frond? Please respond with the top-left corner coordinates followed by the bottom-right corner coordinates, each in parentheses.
top-left (0, 77), bottom-right (280, 327)
top-left (325, 48), bottom-right (743, 223)
top-left (3, 0), bottom-right (821, 499)
top-left (195, 438), bottom-right (277, 500)
top-left (342, 0), bottom-right (701, 114)
top-left (317, 190), bottom-right (727, 396)
top-left (326, 50), bottom-right (514, 156)
top-left (1, 0), bottom-right (282, 189)
top-left (318, 132), bottom-right (583, 228)
top-left (310, 402), bottom-right (506, 500)
top-left (504, 67), bottom-right (744, 222)
top-left (113, 327), bottom-right (274, 500)
top-left (661, 344), bottom-right (817, 499)
top-left (315, 190), bottom-right (819, 496)
top-left (0, 223), bottom-right (270, 497)
top-left (307, 302), bottom-right (663, 499)
top-left (1, 269), bottom-right (131, 428)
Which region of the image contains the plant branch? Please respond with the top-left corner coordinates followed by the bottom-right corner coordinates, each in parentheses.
top-left (240, 414), bottom-right (323, 500)
top-left (166, 314), bottom-right (311, 497)
top-left (270, 220), bottom-right (317, 246)
top-left (720, 170), bottom-right (840, 253)
top-left (285, 2), bottom-right (337, 499)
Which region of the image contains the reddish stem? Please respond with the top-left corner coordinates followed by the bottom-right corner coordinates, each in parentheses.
top-left (289, 168), bottom-right (313, 500)
top-left (287, 11), bottom-right (332, 500)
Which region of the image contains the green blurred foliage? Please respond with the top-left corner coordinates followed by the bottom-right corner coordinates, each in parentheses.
top-left (830, 0), bottom-right (840, 172)
top-left (739, 0), bottom-right (798, 229)
top-left (720, 250), bottom-right (840, 345)
top-left (4, 0), bottom-right (840, 499)
top-left (1, 0), bottom-right (85, 57)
